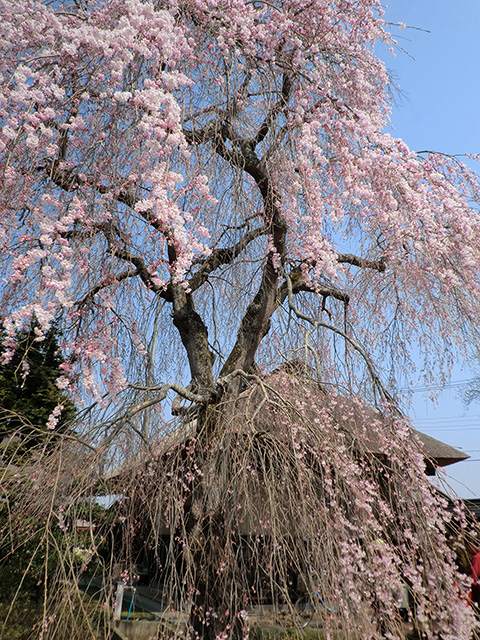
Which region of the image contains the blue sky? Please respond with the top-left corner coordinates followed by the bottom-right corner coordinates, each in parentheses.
top-left (378, 1), bottom-right (480, 498)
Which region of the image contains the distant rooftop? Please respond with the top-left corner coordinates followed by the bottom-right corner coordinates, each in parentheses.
top-left (464, 498), bottom-right (480, 522)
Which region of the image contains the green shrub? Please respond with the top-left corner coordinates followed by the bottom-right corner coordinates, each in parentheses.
top-left (0, 599), bottom-right (43, 640)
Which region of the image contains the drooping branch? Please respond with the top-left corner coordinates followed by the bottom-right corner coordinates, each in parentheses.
top-left (283, 273), bottom-right (398, 408)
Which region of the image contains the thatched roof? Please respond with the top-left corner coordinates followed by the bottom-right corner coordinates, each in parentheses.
top-left (103, 370), bottom-right (468, 483)
top-left (225, 370), bottom-right (469, 475)
top-left (414, 431), bottom-right (468, 473)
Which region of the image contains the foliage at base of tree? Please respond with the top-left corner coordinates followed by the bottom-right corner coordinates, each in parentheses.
top-left (0, 600), bottom-right (43, 640)
top-left (0, 502), bottom-right (55, 640)
top-left (0, 324), bottom-right (78, 637)
top-left (0, 498), bottom-right (115, 640)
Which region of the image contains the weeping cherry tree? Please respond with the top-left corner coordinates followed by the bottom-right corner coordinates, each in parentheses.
top-left (1, 1), bottom-right (480, 638)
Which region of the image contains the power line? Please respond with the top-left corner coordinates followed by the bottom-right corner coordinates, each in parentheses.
top-left (415, 414), bottom-right (480, 422)
top-left (416, 426), bottom-right (480, 433)
top-left (421, 418), bottom-right (479, 421)
top-left (401, 378), bottom-right (477, 392)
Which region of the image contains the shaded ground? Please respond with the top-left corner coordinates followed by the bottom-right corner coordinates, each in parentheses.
top-left (79, 578), bottom-right (422, 640)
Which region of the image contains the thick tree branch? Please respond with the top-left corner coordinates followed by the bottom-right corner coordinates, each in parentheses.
top-left (109, 246), bottom-right (164, 294)
top-left (128, 381), bottom-right (210, 404)
top-left (276, 265), bottom-right (350, 306)
top-left (183, 120), bottom-right (222, 145)
top-left (275, 252), bottom-right (386, 311)
top-left (337, 253), bottom-right (387, 271)
top-left (218, 130), bottom-right (287, 381)
top-left (46, 161), bottom-right (173, 242)
top-left (45, 162), bottom-right (177, 299)
top-left (171, 285), bottom-right (215, 393)
top-left (50, 159), bottom-right (267, 299)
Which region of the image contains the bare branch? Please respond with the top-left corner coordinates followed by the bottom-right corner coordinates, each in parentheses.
top-left (254, 73), bottom-right (293, 146)
top-left (98, 382), bottom-right (213, 451)
top-left (75, 267), bottom-right (139, 307)
top-left (128, 381), bottom-right (211, 404)
top-left (188, 224), bottom-right (268, 292)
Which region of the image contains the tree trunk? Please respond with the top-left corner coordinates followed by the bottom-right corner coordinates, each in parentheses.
top-left (183, 412), bottom-right (248, 640)
top-left (189, 512), bottom-right (245, 640)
